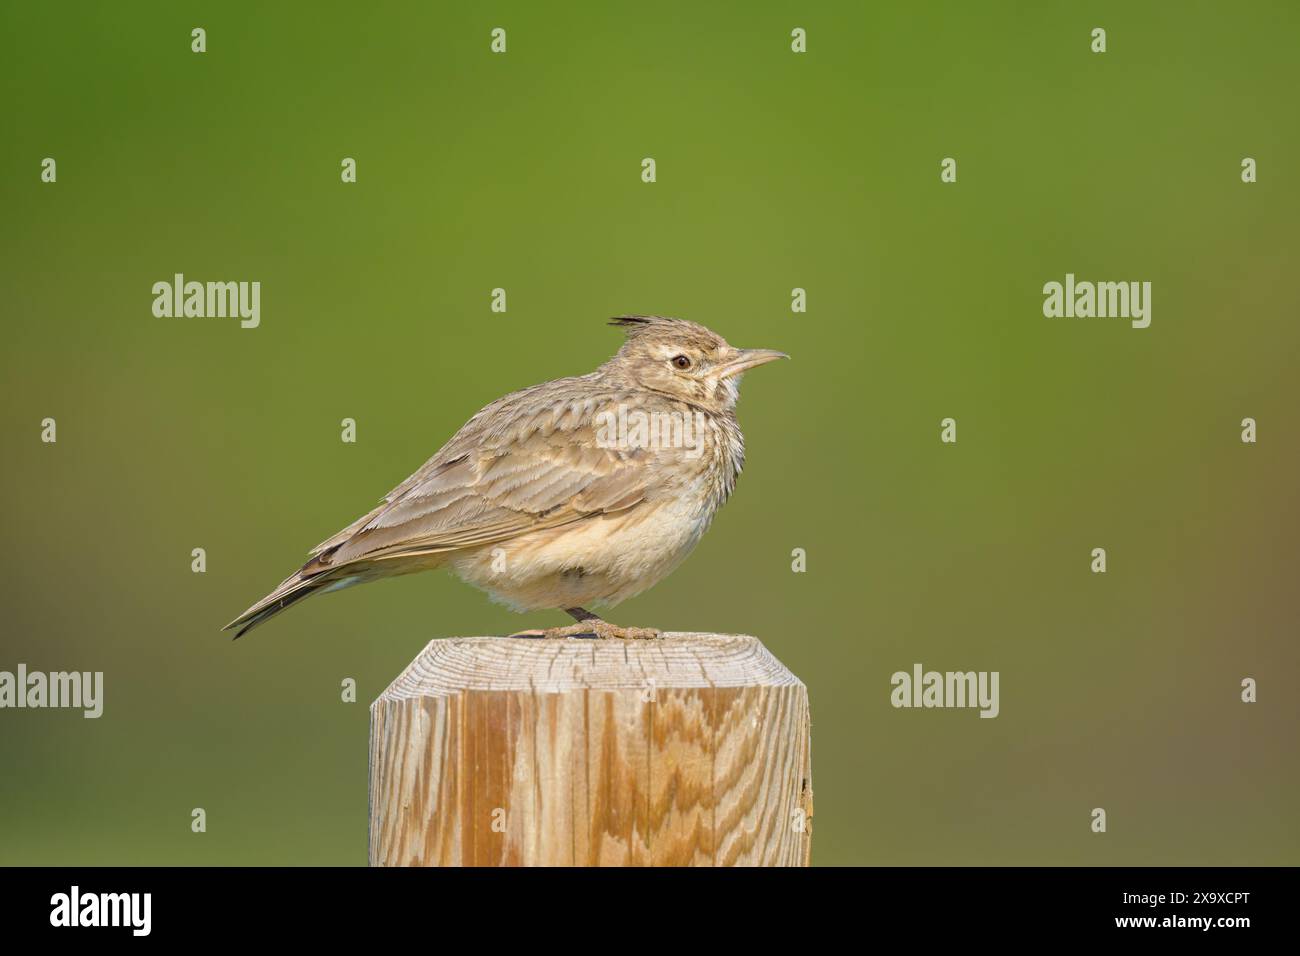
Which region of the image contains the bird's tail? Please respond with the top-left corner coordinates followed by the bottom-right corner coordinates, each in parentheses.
top-left (222, 556), bottom-right (365, 640)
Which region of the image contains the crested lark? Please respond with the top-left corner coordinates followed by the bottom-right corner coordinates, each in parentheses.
top-left (225, 315), bottom-right (787, 640)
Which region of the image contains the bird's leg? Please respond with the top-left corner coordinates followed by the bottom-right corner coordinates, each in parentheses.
top-left (563, 607), bottom-right (660, 639)
top-left (507, 607), bottom-right (661, 640)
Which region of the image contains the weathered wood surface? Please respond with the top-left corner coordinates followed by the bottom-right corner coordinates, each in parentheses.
top-left (368, 633), bottom-right (813, 866)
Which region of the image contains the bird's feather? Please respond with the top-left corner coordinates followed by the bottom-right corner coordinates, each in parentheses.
top-left (224, 382), bottom-right (656, 636)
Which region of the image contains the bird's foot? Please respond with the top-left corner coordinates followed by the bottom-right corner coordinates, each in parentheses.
top-left (509, 620), bottom-right (661, 640)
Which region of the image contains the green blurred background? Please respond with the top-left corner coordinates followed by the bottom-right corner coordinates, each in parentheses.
top-left (2, 1), bottom-right (1297, 865)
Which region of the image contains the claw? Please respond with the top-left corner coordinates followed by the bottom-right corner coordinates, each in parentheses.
top-left (510, 621), bottom-right (662, 640)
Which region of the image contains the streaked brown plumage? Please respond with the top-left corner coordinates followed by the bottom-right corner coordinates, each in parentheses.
top-left (224, 315), bottom-right (787, 639)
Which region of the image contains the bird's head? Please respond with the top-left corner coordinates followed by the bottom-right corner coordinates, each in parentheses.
top-left (603, 315), bottom-right (788, 412)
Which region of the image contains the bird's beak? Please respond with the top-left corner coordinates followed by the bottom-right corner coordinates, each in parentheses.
top-left (718, 348), bottom-right (790, 379)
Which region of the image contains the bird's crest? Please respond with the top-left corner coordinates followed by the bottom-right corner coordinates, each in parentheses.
top-left (608, 315), bottom-right (682, 334)
top-left (608, 315), bottom-right (725, 350)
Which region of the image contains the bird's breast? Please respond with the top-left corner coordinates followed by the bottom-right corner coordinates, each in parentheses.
top-left (451, 480), bottom-right (723, 612)
top-left (449, 406), bottom-right (744, 612)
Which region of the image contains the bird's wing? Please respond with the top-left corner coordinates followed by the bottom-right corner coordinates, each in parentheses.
top-left (306, 383), bottom-right (651, 569)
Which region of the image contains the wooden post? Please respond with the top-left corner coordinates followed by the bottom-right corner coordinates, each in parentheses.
top-left (368, 633), bottom-right (813, 866)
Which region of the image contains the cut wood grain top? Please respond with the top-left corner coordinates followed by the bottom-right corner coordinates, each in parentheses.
top-left (376, 633), bottom-right (801, 699)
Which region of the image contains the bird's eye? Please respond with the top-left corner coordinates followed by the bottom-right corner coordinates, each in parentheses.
top-left (671, 354), bottom-right (692, 370)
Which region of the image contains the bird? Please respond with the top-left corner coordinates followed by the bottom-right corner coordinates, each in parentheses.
top-left (224, 315), bottom-right (788, 640)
